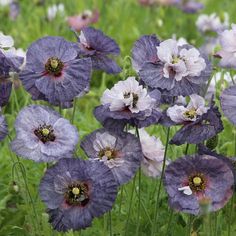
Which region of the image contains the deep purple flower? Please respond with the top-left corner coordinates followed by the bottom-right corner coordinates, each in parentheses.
top-left (164, 154), bottom-right (234, 215)
top-left (167, 98), bottom-right (223, 145)
top-left (139, 38), bottom-right (212, 96)
top-left (220, 84), bottom-right (236, 126)
top-left (39, 158), bottom-right (117, 232)
top-left (94, 77), bottom-right (162, 130)
top-left (0, 78), bottom-right (12, 107)
top-left (75, 27), bottom-right (121, 74)
top-left (19, 36), bottom-right (92, 107)
top-left (131, 35), bottom-right (160, 72)
top-left (81, 128), bottom-right (142, 185)
top-left (11, 105), bottom-right (79, 162)
top-left (0, 110), bottom-right (8, 141)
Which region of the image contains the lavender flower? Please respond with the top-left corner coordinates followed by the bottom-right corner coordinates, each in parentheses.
top-left (19, 36), bottom-right (92, 107)
top-left (164, 154), bottom-right (234, 215)
top-left (39, 158), bottom-right (117, 232)
top-left (11, 105), bottom-right (79, 162)
top-left (81, 128), bottom-right (142, 185)
top-left (0, 109), bottom-right (8, 141)
top-left (138, 128), bottom-right (167, 178)
top-left (220, 84), bottom-right (236, 126)
top-left (166, 96), bottom-right (223, 145)
top-left (94, 77), bottom-right (162, 130)
top-left (217, 24), bottom-right (236, 68)
top-left (139, 39), bottom-right (211, 96)
top-left (75, 27), bottom-right (121, 74)
top-left (177, 0), bottom-right (204, 14)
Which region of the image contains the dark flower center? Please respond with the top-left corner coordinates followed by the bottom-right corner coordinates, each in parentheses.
top-left (188, 173), bottom-right (206, 192)
top-left (34, 124), bottom-right (55, 143)
top-left (184, 109), bottom-right (197, 119)
top-left (98, 147), bottom-right (117, 160)
top-left (45, 57), bottom-right (64, 76)
top-left (64, 182), bottom-right (89, 206)
top-left (123, 92), bottom-right (139, 108)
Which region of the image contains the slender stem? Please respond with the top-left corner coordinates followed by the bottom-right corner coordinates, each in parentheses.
top-left (108, 211), bottom-right (112, 236)
top-left (185, 143), bottom-right (189, 155)
top-left (165, 210), bottom-right (173, 236)
top-left (186, 215), bottom-right (193, 236)
top-left (71, 98), bottom-right (77, 124)
top-left (118, 186), bottom-right (124, 216)
top-left (214, 212), bottom-right (218, 236)
top-left (152, 127), bottom-right (171, 236)
top-left (227, 195), bottom-right (234, 236)
top-left (124, 175), bottom-right (136, 236)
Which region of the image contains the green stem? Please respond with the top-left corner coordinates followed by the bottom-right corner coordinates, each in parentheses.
top-left (71, 98), bottom-right (77, 124)
top-left (165, 210), bottom-right (173, 236)
top-left (108, 211), bottom-right (112, 236)
top-left (186, 215), bottom-right (193, 236)
top-left (118, 186), bottom-right (124, 216)
top-left (152, 127), bottom-right (171, 236)
top-left (124, 175), bottom-right (136, 236)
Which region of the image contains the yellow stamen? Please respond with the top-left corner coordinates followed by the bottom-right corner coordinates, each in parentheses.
top-left (105, 150), bottom-right (112, 158)
top-left (50, 59), bottom-right (59, 69)
top-left (42, 128), bottom-right (50, 136)
top-left (72, 187), bottom-right (80, 195)
top-left (193, 177), bottom-right (202, 186)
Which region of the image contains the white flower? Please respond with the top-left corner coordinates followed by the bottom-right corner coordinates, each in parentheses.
top-left (0, 32), bottom-right (14, 49)
top-left (172, 34), bottom-right (188, 46)
top-left (138, 128), bottom-right (166, 178)
top-left (47, 4), bottom-right (65, 21)
top-left (101, 77), bottom-right (155, 113)
top-left (167, 94), bottom-right (208, 123)
top-left (0, 0), bottom-right (11, 6)
top-left (157, 39), bottom-right (206, 81)
top-left (93, 132), bottom-right (124, 169)
top-left (218, 24), bottom-right (236, 68)
top-left (196, 13), bottom-right (228, 33)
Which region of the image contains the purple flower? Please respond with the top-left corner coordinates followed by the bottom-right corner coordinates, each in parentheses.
top-left (75, 27), bottom-right (121, 74)
top-left (177, 0), bottom-right (204, 13)
top-left (11, 105), bottom-right (79, 162)
top-left (220, 84), bottom-right (236, 126)
top-left (94, 77), bottom-right (162, 130)
top-left (0, 109), bottom-right (8, 141)
top-left (167, 98), bottom-right (223, 145)
top-left (19, 36), bottom-right (92, 107)
top-left (139, 38), bottom-right (212, 96)
top-left (164, 154), bottom-right (234, 215)
top-left (39, 158), bottom-right (117, 232)
top-left (81, 128), bottom-right (142, 185)
top-left (0, 79), bottom-right (12, 107)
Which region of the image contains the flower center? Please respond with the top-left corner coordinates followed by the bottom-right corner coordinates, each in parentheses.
top-left (99, 147), bottom-right (117, 160)
top-left (172, 56), bottom-right (180, 64)
top-left (188, 173), bottom-right (206, 192)
top-left (184, 109), bottom-right (197, 120)
top-left (123, 92), bottom-right (139, 108)
top-left (34, 124), bottom-right (55, 143)
top-left (45, 57), bottom-right (64, 76)
top-left (65, 182), bottom-right (89, 206)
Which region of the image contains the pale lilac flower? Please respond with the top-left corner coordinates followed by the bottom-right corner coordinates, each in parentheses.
top-left (167, 94), bottom-right (208, 123)
top-left (217, 24), bottom-right (236, 68)
top-left (138, 128), bottom-right (167, 178)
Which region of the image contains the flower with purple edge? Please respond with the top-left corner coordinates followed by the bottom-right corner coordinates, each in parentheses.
top-left (75, 27), bottom-right (121, 74)
top-left (165, 97), bottom-right (223, 145)
top-left (164, 154), bottom-right (234, 215)
top-left (39, 158), bottom-right (117, 232)
top-left (11, 105), bottom-right (79, 162)
top-left (94, 77), bottom-right (162, 130)
top-left (19, 36), bottom-right (92, 107)
top-left (80, 128), bottom-right (142, 185)
top-left (0, 108), bottom-right (8, 141)
top-left (220, 84), bottom-right (236, 126)
top-left (139, 38), bottom-right (212, 97)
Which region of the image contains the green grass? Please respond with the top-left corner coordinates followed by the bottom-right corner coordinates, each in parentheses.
top-left (1, 0), bottom-right (236, 235)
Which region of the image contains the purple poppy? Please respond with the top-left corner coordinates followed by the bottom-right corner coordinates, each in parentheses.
top-left (131, 34), bottom-right (160, 72)
top-left (11, 105), bottom-right (79, 162)
top-left (177, 0), bottom-right (204, 13)
top-left (166, 96), bottom-right (223, 145)
top-left (94, 77), bottom-right (162, 130)
top-left (75, 27), bottom-right (121, 74)
top-left (0, 78), bottom-right (12, 107)
top-left (81, 128), bottom-right (142, 185)
top-left (164, 154), bottom-right (234, 215)
top-left (139, 39), bottom-right (212, 96)
top-left (19, 36), bottom-right (92, 107)
top-left (220, 85), bottom-right (236, 126)
top-left (0, 110), bottom-right (8, 141)
top-left (39, 158), bottom-right (117, 232)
